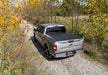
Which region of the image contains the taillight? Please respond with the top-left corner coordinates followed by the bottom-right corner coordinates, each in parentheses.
top-left (53, 45), bottom-right (57, 51)
top-left (83, 41), bottom-right (84, 47)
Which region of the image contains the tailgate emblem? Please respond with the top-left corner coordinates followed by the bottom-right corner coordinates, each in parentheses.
top-left (69, 44), bottom-right (73, 46)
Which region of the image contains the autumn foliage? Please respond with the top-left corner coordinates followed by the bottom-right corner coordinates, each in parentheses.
top-left (0, 0), bottom-right (24, 74)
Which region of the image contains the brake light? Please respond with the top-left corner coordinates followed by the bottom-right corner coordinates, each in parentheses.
top-left (53, 45), bottom-right (57, 51)
top-left (83, 41), bottom-right (84, 47)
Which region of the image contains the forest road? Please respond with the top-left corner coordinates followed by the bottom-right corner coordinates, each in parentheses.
top-left (20, 20), bottom-right (108, 75)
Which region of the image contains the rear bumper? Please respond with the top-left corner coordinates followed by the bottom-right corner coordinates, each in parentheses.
top-left (53, 49), bottom-right (84, 58)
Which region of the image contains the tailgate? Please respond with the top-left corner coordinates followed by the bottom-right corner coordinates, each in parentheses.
top-left (55, 39), bottom-right (83, 53)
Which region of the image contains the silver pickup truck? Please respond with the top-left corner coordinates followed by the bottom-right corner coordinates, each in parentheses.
top-left (34, 23), bottom-right (84, 58)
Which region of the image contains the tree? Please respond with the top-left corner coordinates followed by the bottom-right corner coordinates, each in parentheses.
top-left (0, 0), bottom-right (23, 74)
top-left (44, 0), bottom-right (59, 23)
top-left (85, 0), bottom-right (108, 46)
top-left (60, 0), bottom-right (79, 17)
top-left (87, 0), bottom-right (106, 15)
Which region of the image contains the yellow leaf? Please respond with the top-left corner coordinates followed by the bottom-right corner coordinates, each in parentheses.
top-left (5, 33), bottom-right (8, 36)
top-left (0, 42), bottom-right (2, 46)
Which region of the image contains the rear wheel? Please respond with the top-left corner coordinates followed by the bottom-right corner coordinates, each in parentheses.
top-left (45, 47), bottom-right (52, 59)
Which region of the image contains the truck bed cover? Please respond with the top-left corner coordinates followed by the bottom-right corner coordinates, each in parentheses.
top-left (47, 32), bottom-right (82, 41)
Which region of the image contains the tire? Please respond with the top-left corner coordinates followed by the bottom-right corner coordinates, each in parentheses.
top-left (45, 47), bottom-right (52, 59)
top-left (34, 32), bottom-right (37, 42)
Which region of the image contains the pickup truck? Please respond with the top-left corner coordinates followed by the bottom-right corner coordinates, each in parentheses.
top-left (34, 23), bottom-right (84, 58)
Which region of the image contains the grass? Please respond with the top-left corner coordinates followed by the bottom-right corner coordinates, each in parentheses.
top-left (0, 27), bottom-right (26, 75)
top-left (85, 50), bottom-right (96, 57)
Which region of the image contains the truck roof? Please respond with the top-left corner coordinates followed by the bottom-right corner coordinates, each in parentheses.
top-left (40, 23), bottom-right (64, 27)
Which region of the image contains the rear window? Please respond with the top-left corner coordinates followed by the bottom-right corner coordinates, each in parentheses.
top-left (46, 26), bottom-right (66, 33)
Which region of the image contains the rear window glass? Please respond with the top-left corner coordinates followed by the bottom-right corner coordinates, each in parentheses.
top-left (46, 26), bottom-right (66, 33)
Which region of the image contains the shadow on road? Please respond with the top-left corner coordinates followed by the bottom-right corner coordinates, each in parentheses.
top-left (30, 36), bottom-right (68, 61)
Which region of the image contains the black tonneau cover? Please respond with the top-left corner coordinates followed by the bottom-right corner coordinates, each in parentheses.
top-left (47, 32), bottom-right (82, 41)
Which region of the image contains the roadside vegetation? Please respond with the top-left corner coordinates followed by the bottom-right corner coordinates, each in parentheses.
top-left (0, 0), bottom-right (25, 74)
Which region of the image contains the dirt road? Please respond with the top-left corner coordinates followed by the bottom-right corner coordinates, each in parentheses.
top-left (21, 20), bottom-right (108, 75)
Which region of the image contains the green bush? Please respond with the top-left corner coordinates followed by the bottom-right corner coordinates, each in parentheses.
top-left (77, 22), bottom-right (105, 46)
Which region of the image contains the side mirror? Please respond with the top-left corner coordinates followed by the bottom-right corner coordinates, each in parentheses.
top-left (33, 28), bottom-right (37, 31)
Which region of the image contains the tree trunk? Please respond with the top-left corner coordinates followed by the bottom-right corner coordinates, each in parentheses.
top-left (55, 6), bottom-right (56, 23)
top-left (106, 0), bottom-right (108, 15)
top-left (51, 6), bottom-right (53, 23)
top-left (76, 3), bottom-right (80, 30)
top-left (71, 0), bottom-right (74, 33)
top-left (55, 15), bottom-right (56, 23)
